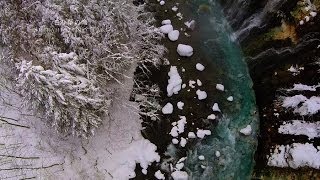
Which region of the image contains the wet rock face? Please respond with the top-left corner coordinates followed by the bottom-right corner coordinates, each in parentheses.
top-left (219, 0), bottom-right (320, 178)
top-left (219, 0), bottom-right (269, 30)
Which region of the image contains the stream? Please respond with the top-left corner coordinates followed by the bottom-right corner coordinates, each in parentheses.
top-left (139, 0), bottom-right (259, 179)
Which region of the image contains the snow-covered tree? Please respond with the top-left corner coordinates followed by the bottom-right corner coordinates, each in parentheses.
top-left (0, 0), bottom-right (165, 137)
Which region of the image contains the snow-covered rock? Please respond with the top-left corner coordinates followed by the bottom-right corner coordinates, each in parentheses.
top-left (299, 20), bottom-right (304, 25)
top-left (188, 132), bottom-right (196, 138)
top-left (160, 1), bottom-right (165, 5)
top-left (172, 138), bottom-right (179, 144)
top-left (180, 137), bottom-right (187, 147)
top-left (162, 19), bottom-right (171, 25)
top-left (196, 129), bottom-right (211, 138)
top-left (177, 101), bottom-right (184, 110)
top-left (189, 80), bottom-right (196, 88)
top-left (170, 116), bottom-right (187, 137)
top-left (212, 103), bottom-right (221, 112)
top-left (162, 103), bottom-right (173, 114)
top-left (167, 66), bottom-right (182, 97)
top-left (198, 155), bottom-right (205, 160)
top-left (172, 6), bottom-right (178, 12)
top-left (171, 171), bottom-right (188, 180)
top-left (207, 114), bottom-right (216, 120)
top-left (216, 84), bottom-right (224, 91)
top-left (227, 96), bottom-right (234, 102)
top-left (155, 170), bottom-right (165, 180)
top-left (196, 90), bottom-right (207, 100)
top-left (175, 163), bottom-right (184, 170)
top-left (215, 151), bottom-right (221, 157)
top-left (170, 127), bottom-right (179, 137)
top-left (240, 125), bottom-right (252, 136)
top-left (160, 24), bottom-right (173, 34)
top-left (196, 79), bottom-right (202, 86)
top-left (177, 116), bottom-right (187, 134)
top-left (196, 63), bottom-right (205, 71)
top-left (310, 11), bottom-right (317, 17)
top-left (168, 30), bottom-right (180, 41)
top-left (176, 13), bottom-right (183, 20)
top-left (184, 20), bottom-right (196, 30)
top-left (177, 44), bottom-right (193, 57)
top-left (305, 16), bottom-right (310, 22)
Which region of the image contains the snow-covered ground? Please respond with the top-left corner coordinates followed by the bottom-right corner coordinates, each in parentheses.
top-left (268, 143), bottom-right (320, 169)
top-left (268, 82), bottom-right (320, 170)
top-left (0, 65), bottom-right (159, 179)
top-left (278, 120), bottom-right (320, 139)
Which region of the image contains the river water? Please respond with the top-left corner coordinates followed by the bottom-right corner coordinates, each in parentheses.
top-left (180, 1), bottom-right (259, 179)
top-left (139, 0), bottom-right (259, 179)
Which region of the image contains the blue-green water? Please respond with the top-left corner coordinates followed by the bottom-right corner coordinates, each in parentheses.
top-left (182, 1), bottom-right (259, 179)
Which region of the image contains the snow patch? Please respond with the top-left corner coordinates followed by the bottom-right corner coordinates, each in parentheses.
top-left (108, 139), bottom-right (160, 179)
top-left (282, 95), bottom-right (320, 116)
top-left (287, 83), bottom-right (319, 92)
top-left (282, 95), bottom-right (308, 108)
top-left (268, 143), bottom-right (320, 169)
top-left (278, 120), bottom-right (320, 139)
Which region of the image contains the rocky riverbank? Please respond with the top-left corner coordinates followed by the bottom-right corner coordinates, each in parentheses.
top-left (132, 0), bottom-right (259, 179)
top-left (223, 0), bottom-right (320, 178)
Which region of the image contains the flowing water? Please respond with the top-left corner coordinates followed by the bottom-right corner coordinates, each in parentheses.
top-left (141, 0), bottom-right (259, 179)
top-left (180, 1), bottom-right (259, 179)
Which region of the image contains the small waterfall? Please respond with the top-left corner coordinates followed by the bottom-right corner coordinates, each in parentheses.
top-left (221, 0), bottom-right (287, 42)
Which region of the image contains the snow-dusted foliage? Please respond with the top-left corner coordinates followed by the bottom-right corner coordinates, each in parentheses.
top-left (0, 0), bottom-right (164, 137)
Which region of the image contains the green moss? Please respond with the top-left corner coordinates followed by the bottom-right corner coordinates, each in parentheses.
top-left (290, 1), bottom-right (305, 21)
top-left (242, 34), bottom-right (272, 56)
top-left (314, 0), bottom-right (320, 9)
